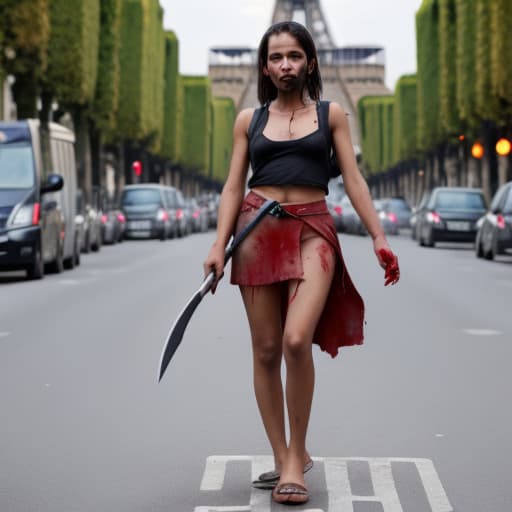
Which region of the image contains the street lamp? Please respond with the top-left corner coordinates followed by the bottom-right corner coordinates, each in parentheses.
top-left (471, 141), bottom-right (484, 159)
top-left (496, 138), bottom-right (511, 156)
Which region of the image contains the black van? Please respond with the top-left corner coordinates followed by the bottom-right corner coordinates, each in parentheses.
top-left (0, 120), bottom-right (77, 279)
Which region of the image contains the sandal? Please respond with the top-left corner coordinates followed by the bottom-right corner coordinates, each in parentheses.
top-left (252, 459), bottom-right (313, 489)
top-left (272, 482), bottom-right (309, 505)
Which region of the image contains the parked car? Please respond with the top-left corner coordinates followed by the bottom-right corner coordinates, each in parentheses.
top-left (376, 197), bottom-right (412, 230)
top-left (101, 209), bottom-right (125, 244)
top-left (163, 186), bottom-right (189, 237)
top-left (326, 177), bottom-right (345, 232)
top-left (120, 184), bottom-right (171, 240)
top-left (417, 187), bottom-right (487, 247)
top-left (185, 197), bottom-right (208, 233)
top-left (76, 188), bottom-right (102, 253)
top-left (410, 191), bottom-right (431, 240)
top-left (0, 120), bottom-right (78, 279)
top-left (475, 181), bottom-right (512, 260)
top-left (339, 194), bottom-right (367, 235)
top-left (374, 199), bottom-right (399, 235)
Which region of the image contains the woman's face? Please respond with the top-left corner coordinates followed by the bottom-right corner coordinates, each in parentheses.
top-left (263, 32), bottom-right (313, 94)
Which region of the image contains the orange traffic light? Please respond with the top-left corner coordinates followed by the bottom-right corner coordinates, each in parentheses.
top-left (471, 142), bottom-right (484, 159)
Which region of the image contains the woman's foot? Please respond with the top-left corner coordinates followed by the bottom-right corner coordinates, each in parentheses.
top-left (252, 456), bottom-right (313, 489)
top-left (272, 482), bottom-right (309, 504)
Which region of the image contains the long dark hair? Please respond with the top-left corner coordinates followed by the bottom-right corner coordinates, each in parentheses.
top-left (257, 21), bottom-right (322, 105)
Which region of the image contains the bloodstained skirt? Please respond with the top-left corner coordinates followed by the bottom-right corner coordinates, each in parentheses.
top-left (231, 191), bottom-right (365, 358)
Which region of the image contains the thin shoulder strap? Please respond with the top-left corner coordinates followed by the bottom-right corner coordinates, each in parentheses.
top-left (317, 100), bottom-right (332, 147)
top-left (247, 105), bottom-right (268, 140)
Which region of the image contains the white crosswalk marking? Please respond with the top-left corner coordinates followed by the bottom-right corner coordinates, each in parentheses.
top-left (196, 455), bottom-right (453, 512)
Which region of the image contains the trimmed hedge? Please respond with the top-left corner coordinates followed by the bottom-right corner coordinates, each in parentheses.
top-left (439, 0), bottom-right (459, 136)
top-left (180, 76), bottom-right (212, 174)
top-left (92, 0), bottom-right (122, 137)
top-left (162, 31), bottom-right (181, 161)
top-left (45, 0), bottom-right (100, 106)
top-left (490, 0), bottom-right (512, 122)
top-left (455, 0), bottom-right (478, 131)
top-left (210, 97), bottom-right (236, 182)
top-left (416, 0), bottom-right (441, 151)
top-left (118, 0), bottom-right (165, 149)
top-left (393, 75), bottom-right (417, 163)
top-left (474, 0), bottom-right (499, 121)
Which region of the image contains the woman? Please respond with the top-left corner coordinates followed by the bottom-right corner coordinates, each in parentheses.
top-left (203, 21), bottom-right (399, 505)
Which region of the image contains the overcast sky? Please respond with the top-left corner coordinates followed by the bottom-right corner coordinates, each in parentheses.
top-left (161, 0), bottom-right (421, 91)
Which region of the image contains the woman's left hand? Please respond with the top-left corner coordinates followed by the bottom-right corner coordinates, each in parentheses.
top-left (373, 236), bottom-right (400, 286)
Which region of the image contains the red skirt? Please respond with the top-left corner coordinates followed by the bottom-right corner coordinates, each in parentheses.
top-left (231, 191), bottom-right (365, 358)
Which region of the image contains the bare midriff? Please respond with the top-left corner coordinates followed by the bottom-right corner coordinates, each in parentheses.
top-left (251, 184), bottom-right (325, 205)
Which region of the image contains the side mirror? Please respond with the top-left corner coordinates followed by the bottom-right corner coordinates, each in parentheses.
top-left (41, 173), bottom-right (64, 194)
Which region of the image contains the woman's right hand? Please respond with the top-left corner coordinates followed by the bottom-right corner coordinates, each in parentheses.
top-left (203, 242), bottom-right (226, 294)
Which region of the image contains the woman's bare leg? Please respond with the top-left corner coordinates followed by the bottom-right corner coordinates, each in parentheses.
top-left (278, 234), bottom-right (335, 489)
top-left (240, 284), bottom-right (288, 470)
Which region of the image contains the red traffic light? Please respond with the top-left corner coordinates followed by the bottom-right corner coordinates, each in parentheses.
top-left (132, 160), bottom-right (142, 176)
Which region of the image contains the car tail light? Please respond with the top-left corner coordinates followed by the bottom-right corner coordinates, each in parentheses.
top-left (101, 214), bottom-right (108, 224)
top-left (387, 212), bottom-right (398, 223)
top-left (32, 202), bottom-right (40, 225)
top-left (156, 208), bottom-right (169, 221)
top-left (496, 214), bottom-right (506, 229)
top-left (334, 206), bottom-right (342, 215)
top-left (176, 208), bottom-right (184, 220)
top-left (427, 211), bottom-right (441, 224)
top-left (193, 210), bottom-right (200, 219)
top-left (117, 213), bottom-right (125, 223)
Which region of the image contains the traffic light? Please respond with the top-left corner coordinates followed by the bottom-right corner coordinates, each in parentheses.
top-left (132, 160), bottom-right (142, 177)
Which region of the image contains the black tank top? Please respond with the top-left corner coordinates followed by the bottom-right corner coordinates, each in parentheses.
top-left (247, 100), bottom-right (335, 194)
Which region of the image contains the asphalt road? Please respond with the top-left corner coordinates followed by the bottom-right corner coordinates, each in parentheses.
top-left (0, 229), bottom-right (511, 512)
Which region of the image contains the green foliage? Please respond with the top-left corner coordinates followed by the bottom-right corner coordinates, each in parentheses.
top-left (439, 0), bottom-right (459, 136)
top-left (474, 0), bottom-right (499, 121)
top-left (0, 0), bottom-right (49, 76)
top-left (393, 75), bottom-right (417, 163)
top-left (455, 0), bottom-right (478, 131)
top-left (210, 97), bottom-right (236, 182)
top-left (118, 0), bottom-right (165, 150)
top-left (144, 0), bottom-right (165, 152)
top-left (382, 98), bottom-right (395, 169)
top-left (45, 0), bottom-right (100, 106)
top-left (180, 76), bottom-right (212, 174)
top-left (91, 0), bottom-right (122, 137)
top-left (358, 95), bottom-right (394, 174)
top-left (490, 0), bottom-right (512, 122)
top-left (0, 0), bottom-right (49, 117)
top-left (416, 0), bottom-right (441, 151)
top-left (162, 31), bottom-right (180, 160)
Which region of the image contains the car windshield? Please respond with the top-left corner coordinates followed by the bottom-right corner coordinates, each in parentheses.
top-left (435, 191), bottom-right (485, 210)
top-left (121, 188), bottom-right (160, 205)
top-left (387, 199), bottom-right (411, 212)
top-left (0, 143), bottom-right (35, 189)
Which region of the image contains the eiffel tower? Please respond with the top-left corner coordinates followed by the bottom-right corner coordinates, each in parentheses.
top-left (209, 0), bottom-right (391, 150)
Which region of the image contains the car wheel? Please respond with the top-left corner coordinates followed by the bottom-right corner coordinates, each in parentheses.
top-left (83, 231), bottom-right (91, 253)
top-left (48, 238), bottom-right (64, 273)
top-left (475, 237), bottom-right (484, 258)
top-left (27, 245), bottom-right (44, 280)
top-left (424, 229), bottom-right (435, 247)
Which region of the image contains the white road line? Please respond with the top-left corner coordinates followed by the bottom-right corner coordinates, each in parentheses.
top-left (463, 328), bottom-right (503, 336)
top-left (198, 455), bottom-right (453, 512)
top-left (369, 459), bottom-right (404, 512)
top-left (0, 332), bottom-right (11, 339)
